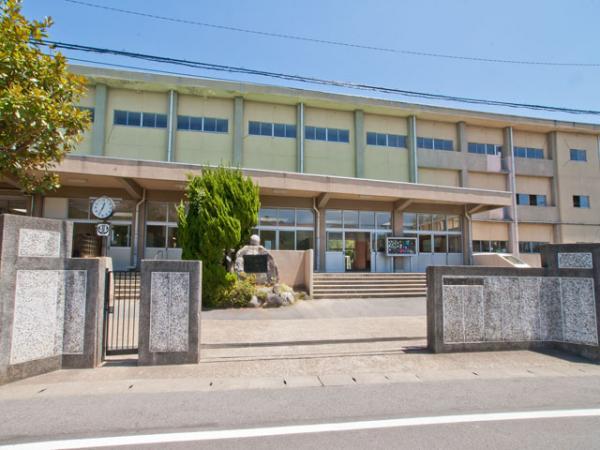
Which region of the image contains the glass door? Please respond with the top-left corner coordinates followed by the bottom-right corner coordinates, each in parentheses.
top-left (344, 232), bottom-right (371, 272)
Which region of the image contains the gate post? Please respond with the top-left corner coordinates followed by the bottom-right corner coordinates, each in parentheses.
top-left (138, 260), bottom-right (202, 365)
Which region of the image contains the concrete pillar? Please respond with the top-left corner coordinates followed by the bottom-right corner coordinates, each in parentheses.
top-left (318, 207), bottom-right (326, 272)
top-left (462, 209), bottom-right (473, 265)
top-left (407, 116), bottom-right (418, 183)
top-left (296, 103), bottom-right (305, 173)
top-left (457, 121), bottom-right (469, 187)
top-left (91, 84), bottom-right (107, 156)
top-left (134, 199), bottom-right (147, 268)
top-left (166, 90), bottom-right (178, 162)
top-left (392, 208), bottom-right (404, 272)
top-left (354, 110), bottom-right (365, 178)
top-left (30, 194), bottom-right (43, 217)
top-left (503, 127), bottom-right (519, 255)
top-left (233, 97), bottom-right (244, 167)
top-left (548, 131), bottom-right (562, 243)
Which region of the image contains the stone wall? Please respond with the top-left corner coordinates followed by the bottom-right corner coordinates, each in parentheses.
top-left (269, 249), bottom-right (313, 295)
top-left (427, 244), bottom-right (600, 361)
top-left (0, 214), bottom-right (108, 384)
top-left (138, 260), bottom-right (202, 365)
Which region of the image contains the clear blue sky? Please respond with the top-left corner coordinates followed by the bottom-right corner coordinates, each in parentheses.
top-left (22, 0), bottom-right (600, 124)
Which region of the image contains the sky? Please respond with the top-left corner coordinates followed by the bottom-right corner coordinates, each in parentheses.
top-left (21, 0), bottom-right (600, 124)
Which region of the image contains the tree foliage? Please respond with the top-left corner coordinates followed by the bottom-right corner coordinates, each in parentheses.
top-left (177, 167), bottom-right (260, 307)
top-left (0, 0), bottom-right (90, 193)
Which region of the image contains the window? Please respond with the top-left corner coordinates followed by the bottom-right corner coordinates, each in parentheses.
top-left (570, 149), bottom-right (587, 161)
top-left (0, 198), bottom-right (28, 215)
top-left (366, 132), bottom-right (407, 148)
top-left (516, 194), bottom-right (547, 207)
top-left (404, 213), bottom-right (462, 254)
top-left (110, 225), bottom-right (131, 247)
top-left (177, 115), bottom-right (228, 133)
top-left (146, 201), bottom-right (181, 248)
top-left (77, 106), bottom-right (95, 122)
top-left (256, 208), bottom-right (315, 251)
top-left (573, 195), bottom-right (590, 208)
top-left (327, 232), bottom-right (343, 251)
top-left (249, 121), bottom-right (296, 138)
top-left (468, 142), bottom-right (501, 156)
top-left (519, 241), bottom-right (547, 253)
top-left (114, 110), bottom-right (167, 128)
top-left (514, 147), bottom-right (544, 159)
top-left (305, 126), bottom-right (349, 143)
top-left (472, 240), bottom-right (508, 253)
top-left (417, 137), bottom-right (453, 151)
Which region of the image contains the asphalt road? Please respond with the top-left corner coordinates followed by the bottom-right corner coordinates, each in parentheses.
top-left (2, 372), bottom-right (600, 449)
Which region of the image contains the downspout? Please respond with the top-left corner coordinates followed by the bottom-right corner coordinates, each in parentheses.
top-left (131, 188), bottom-right (146, 269)
top-left (167, 90), bottom-right (175, 162)
top-left (465, 205), bottom-right (473, 266)
top-left (312, 197), bottom-right (320, 272)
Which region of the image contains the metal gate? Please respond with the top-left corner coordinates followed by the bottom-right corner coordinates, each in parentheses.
top-left (103, 271), bottom-right (140, 356)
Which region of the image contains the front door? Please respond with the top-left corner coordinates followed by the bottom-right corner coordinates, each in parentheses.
top-left (344, 232), bottom-right (371, 272)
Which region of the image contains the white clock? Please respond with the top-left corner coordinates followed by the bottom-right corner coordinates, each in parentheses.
top-left (91, 196), bottom-right (115, 220)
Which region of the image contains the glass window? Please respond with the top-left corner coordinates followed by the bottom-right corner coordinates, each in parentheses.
top-left (418, 214), bottom-right (432, 231)
top-left (326, 210), bottom-right (343, 228)
top-left (527, 148), bottom-right (543, 159)
top-left (403, 213), bottom-right (417, 231)
top-left (343, 210), bottom-right (359, 228)
top-left (376, 212), bottom-right (392, 230)
top-left (375, 233), bottom-right (388, 253)
top-left (167, 202), bottom-right (180, 222)
top-left (296, 209), bottom-right (314, 227)
top-left (328, 128), bottom-right (339, 142)
top-left (204, 117), bottom-right (217, 132)
top-left (536, 195), bottom-right (547, 207)
top-left (114, 110), bottom-right (127, 125)
top-left (359, 211), bottom-right (375, 229)
top-left (216, 119), bottom-right (228, 133)
top-left (177, 115), bottom-right (190, 130)
top-left (273, 123), bottom-right (285, 137)
top-left (190, 116), bottom-right (203, 131)
top-left (517, 194), bottom-right (529, 206)
top-left (339, 129), bottom-right (350, 143)
top-left (285, 124), bottom-right (296, 138)
top-left (147, 202), bottom-right (168, 222)
top-left (260, 229), bottom-right (276, 250)
top-left (305, 126), bottom-right (316, 140)
top-left (112, 200), bottom-right (135, 220)
top-left (490, 240), bottom-right (508, 253)
top-left (146, 225), bottom-right (166, 247)
top-left (315, 127), bottom-right (327, 141)
top-left (433, 235), bottom-right (447, 253)
top-left (110, 225), bottom-right (131, 247)
top-left (296, 230), bottom-right (314, 250)
top-left (432, 214), bottom-right (446, 231)
top-left (419, 234), bottom-right (432, 253)
top-left (448, 235), bottom-right (462, 253)
top-left (326, 232), bottom-right (343, 251)
top-left (447, 215), bottom-right (461, 231)
top-left (249, 121), bottom-right (260, 135)
top-left (127, 111), bottom-right (141, 126)
top-left (260, 122), bottom-right (273, 136)
top-left (167, 226), bottom-right (180, 248)
top-left (142, 113), bottom-right (155, 128)
top-left (570, 149), bottom-right (587, 161)
top-left (514, 147), bottom-right (527, 158)
top-left (0, 198), bottom-right (28, 215)
top-left (259, 208), bottom-right (278, 227)
top-left (278, 208), bottom-right (295, 227)
top-left (68, 198), bottom-right (90, 219)
top-left (376, 133), bottom-right (387, 146)
top-left (422, 138), bottom-right (433, 149)
top-left (366, 132), bottom-right (377, 145)
top-left (278, 230), bottom-right (295, 250)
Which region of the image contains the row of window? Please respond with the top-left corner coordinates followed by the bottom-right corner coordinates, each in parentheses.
top-left (472, 240), bottom-right (508, 253)
top-left (417, 137), bottom-right (454, 151)
top-left (468, 142), bottom-right (501, 156)
top-left (519, 241), bottom-right (548, 254)
top-left (514, 146), bottom-right (544, 159)
top-left (573, 195), bottom-right (591, 208)
top-left (305, 126), bottom-right (350, 143)
top-left (325, 210), bottom-right (392, 230)
top-left (516, 194), bottom-right (547, 207)
top-left (177, 115), bottom-right (228, 133)
top-left (249, 121), bottom-right (296, 138)
top-left (366, 132), bottom-right (407, 148)
top-left (114, 110), bottom-right (168, 128)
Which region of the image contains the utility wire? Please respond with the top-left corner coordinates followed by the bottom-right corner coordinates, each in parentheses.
top-left (33, 39), bottom-right (600, 116)
top-left (63, 0), bottom-right (600, 68)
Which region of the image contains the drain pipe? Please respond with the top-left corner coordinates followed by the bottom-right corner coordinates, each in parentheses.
top-left (131, 188), bottom-right (146, 269)
top-left (312, 197), bottom-right (320, 272)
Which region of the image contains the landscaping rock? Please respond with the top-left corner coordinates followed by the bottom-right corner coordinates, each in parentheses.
top-left (264, 293), bottom-right (284, 308)
top-left (249, 295), bottom-right (262, 308)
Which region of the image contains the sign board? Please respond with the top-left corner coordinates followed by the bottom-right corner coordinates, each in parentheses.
top-left (243, 254), bottom-right (268, 273)
top-left (386, 237), bottom-right (417, 256)
top-left (96, 222), bottom-right (111, 237)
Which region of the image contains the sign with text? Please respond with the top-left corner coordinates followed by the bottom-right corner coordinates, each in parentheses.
top-left (243, 254), bottom-right (268, 273)
top-left (96, 222), bottom-right (110, 237)
top-left (386, 237), bottom-right (417, 256)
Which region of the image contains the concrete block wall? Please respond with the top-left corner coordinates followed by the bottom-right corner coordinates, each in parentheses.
top-left (0, 214), bottom-right (108, 384)
top-left (138, 260), bottom-right (202, 366)
top-left (427, 244), bottom-right (600, 361)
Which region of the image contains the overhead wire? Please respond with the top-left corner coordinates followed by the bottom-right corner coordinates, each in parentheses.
top-left (33, 39), bottom-right (600, 116)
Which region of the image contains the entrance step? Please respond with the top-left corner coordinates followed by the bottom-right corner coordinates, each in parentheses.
top-left (312, 272), bottom-right (426, 299)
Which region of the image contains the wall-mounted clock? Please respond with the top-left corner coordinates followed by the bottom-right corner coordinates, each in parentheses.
top-left (91, 196), bottom-right (115, 220)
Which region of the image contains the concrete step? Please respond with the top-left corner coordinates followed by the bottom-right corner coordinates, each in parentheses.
top-left (314, 285), bottom-right (426, 291)
top-left (312, 291), bottom-right (426, 299)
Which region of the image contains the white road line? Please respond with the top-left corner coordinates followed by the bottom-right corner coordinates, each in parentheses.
top-left (4, 408), bottom-right (600, 449)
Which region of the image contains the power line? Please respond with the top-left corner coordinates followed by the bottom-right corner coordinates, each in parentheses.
top-left (33, 39), bottom-right (600, 116)
top-left (63, 0), bottom-right (600, 68)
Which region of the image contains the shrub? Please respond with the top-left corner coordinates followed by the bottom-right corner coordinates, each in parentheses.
top-left (219, 277), bottom-right (257, 308)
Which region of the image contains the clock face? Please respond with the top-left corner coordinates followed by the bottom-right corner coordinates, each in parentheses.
top-left (91, 196), bottom-right (115, 219)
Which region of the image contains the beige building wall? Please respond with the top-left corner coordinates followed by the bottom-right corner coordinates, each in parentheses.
top-left (175, 95), bottom-right (233, 165)
top-left (466, 125), bottom-right (503, 146)
top-left (468, 172), bottom-right (507, 191)
top-left (243, 101), bottom-right (297, 172)
top-left (513, 130), bottom-right (547, 157)
top-left (104, 88), bottom-right (168, 161)
top-left (73, 86), bottom-right (96, 155)
top-left (554, 132), bottom-right (600, 228)
top-left (472, 221), bottom-right (509, 241)
top-left (518, 223), bottom-right (554, 243)
top-left (561, 224), bottom-right (600, 243)
top-left (418, 168), bottom-right (460, 187)
top-left (417, 120), bottom-right (457, 145)
top-left (304, 107), bottom-right (355, 177)
top-left (515, 175), bottom-right (553, 204)
top-left (364, 113), bottom-right (409, 182)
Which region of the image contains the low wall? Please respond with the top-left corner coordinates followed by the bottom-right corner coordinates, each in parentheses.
top-left (0, 214), bottom-right (108, 384)
top-left (270, 249), bottom-right (313, 295)
top-left (427, 244), bottom-right (600, 361)
top-left (138, 260), bottom-right (202, 366)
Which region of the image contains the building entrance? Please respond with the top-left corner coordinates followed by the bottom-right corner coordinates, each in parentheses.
top-left (344, 231), bottom-right (371, 271)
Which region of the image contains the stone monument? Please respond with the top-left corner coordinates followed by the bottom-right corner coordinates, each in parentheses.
top-left (234, 234), bottom-right (279, 285)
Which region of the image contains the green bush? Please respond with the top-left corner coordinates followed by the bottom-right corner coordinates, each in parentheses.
top-left (177, 167), bottom-right (260, 307)
top-left (219, 277), bottom-right (257, 308)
